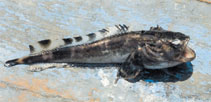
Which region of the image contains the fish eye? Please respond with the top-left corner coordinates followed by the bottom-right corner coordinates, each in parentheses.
top-left (169, 39), bottom-right (182, 49)
top-left (171, 39), bottom-right (181, 45)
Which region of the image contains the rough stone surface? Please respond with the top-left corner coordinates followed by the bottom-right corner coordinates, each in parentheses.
top-left (0, 0), bottom-right (211, 102)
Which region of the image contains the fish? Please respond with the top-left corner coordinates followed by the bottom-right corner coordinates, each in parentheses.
top-left (4, 25), bottom-right (196, 82)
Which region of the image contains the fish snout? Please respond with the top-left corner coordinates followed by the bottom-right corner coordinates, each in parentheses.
top-left (179, 46), bottom-right (196, 62)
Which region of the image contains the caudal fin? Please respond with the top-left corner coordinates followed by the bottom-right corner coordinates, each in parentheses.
top-left (4, 58), bottom-right (20, 67)
top-left (5, 54), bottom-right (52, 67)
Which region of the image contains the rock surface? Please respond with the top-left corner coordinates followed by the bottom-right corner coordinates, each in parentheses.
top-left (0, 0), bottom-right (211, 102)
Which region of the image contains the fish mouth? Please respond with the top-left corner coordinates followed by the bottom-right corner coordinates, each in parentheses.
top-left (179, 46), bottom-right (196, 62)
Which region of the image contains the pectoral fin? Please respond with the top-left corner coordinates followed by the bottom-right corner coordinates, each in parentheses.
top-left (115, 50), bottom-right (143, 83)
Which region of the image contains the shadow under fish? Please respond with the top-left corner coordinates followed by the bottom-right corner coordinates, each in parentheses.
top-left (25, 62), bottom-right (193, 83)
top-left (126, 62), bottom-right (193, 83)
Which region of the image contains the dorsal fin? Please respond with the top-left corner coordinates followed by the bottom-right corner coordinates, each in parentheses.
top-left (38, 39), bottom-right (51, 48)
top-left (29, 45), bottom-right (35, 53)
top-left (74, 36), bottom-right (82, 42)
top-left (29, 24), bottom-right (130, 55)
top-left (87, 33), bottom-right (96, 40)
top-left (150, 25), bottom-right (164, 31)
top-left (63, 38), bottom-right (73, 45)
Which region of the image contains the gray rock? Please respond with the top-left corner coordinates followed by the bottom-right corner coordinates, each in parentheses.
top-left (0, 0), bottom-right (210, 102)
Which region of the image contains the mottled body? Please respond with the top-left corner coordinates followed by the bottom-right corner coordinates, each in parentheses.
top-left (33, 33), bottom-right (140, 64)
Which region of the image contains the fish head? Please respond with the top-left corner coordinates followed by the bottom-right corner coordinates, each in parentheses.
top-left (163, 32), bottom-right (196, 63)
top-left (140, 31), bottom-right (196, 69)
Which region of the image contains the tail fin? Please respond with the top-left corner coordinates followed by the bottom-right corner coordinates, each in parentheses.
top-left (4, 56), bottom-right (31, 67)
top-left (4, 58), bottom-right (21, 67)
top-left (5, 54), bottom-right (53, 67)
